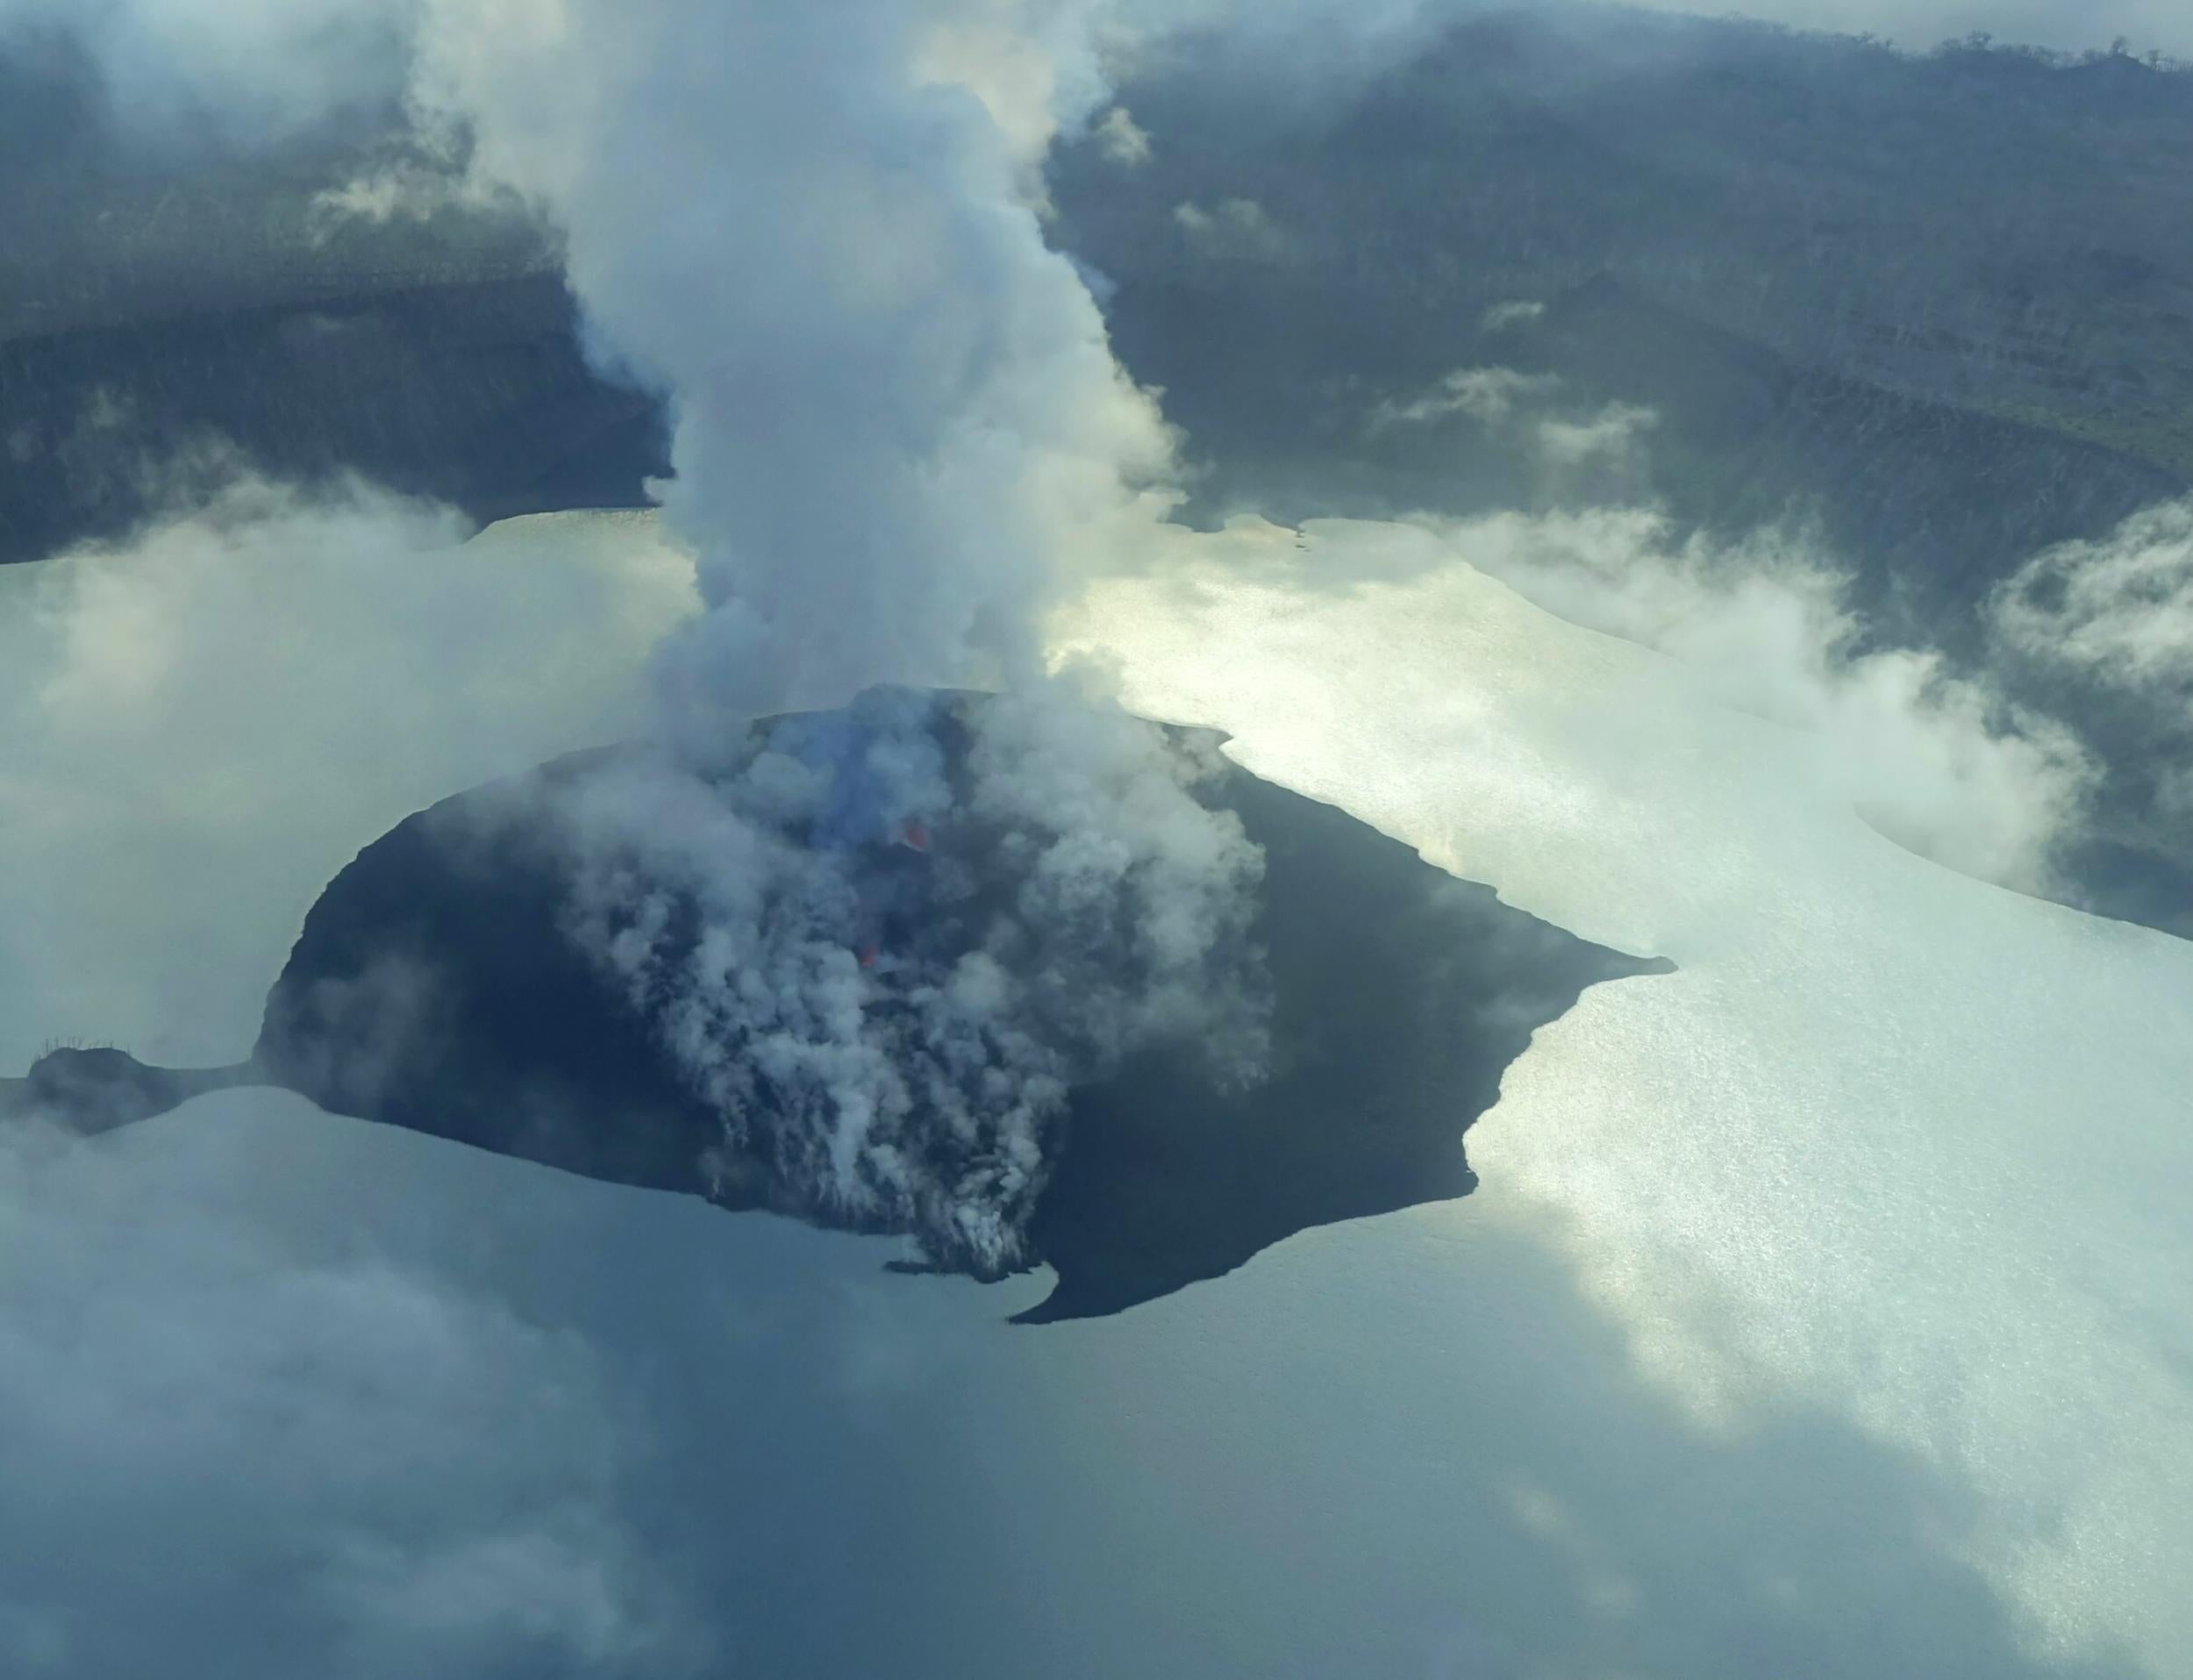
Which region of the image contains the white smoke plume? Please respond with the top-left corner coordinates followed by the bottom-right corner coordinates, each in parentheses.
top-left (4, 0), bottom-right (1280, 1265)
top-left (554, 684), bottom-right (1266, 1277)
top-left (409, 0), bottom-right (1176, 728)
top-left (394, 0), bottom-right (1272, 1267)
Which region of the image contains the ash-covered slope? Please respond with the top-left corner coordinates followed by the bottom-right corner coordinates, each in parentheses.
top-left (4, 690), bottom-right (1665, 1320)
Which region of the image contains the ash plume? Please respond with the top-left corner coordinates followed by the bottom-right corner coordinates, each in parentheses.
top-left (556, 687), bottom-right (1267, 1278)
top-left (393, 0), bottom-right (1274, 1268)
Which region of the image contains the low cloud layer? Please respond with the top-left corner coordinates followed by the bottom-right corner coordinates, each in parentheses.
top-left (1059, 518), bottom-right (2193, 1675)
top-left (1368, 365), bottom-right (1658, 498)
top-left (0, 1096), bottom-right (702, 1678)
top-left (6, 500), bottom-right (2186, 1677)
top-left (1411, 505), bottom-right (2097, 896)
top-left (407, 0), bottom-right (1181, 723)
top-left (0, 488), bottom-right (694, 1069)
top-left (1354, 357), bottom-right (2189, 914)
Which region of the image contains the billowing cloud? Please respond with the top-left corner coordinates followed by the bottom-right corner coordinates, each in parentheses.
top-left (1093, 103), bottom-right (1154, 164)
top-left (1058, 518), bottom-right (2193, 1675)
top-left (1414, 507), bottom-right (2096, 895)
top-left (1992, 497), bottom-right (2193, 700)
top-left (0, 488), bottom-right (695, 1069)
top-left (1987, 497), bottom-right (2193, 873)
top-left (552, 681), bottom-right (1268, 1274)
top-left (0, 1095), bottom-right (702, 1678)
top-left (4, 0), bottom-right (1281, 1269)
top-left (407, 0), bottom-right (1179, 723)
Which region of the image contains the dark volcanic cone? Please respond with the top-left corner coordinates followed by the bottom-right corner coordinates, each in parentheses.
top-left (5, 690), bottom-right (1669, 1319)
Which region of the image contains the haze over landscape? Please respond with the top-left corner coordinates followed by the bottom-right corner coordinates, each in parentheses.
top-left (3, 3), bottom-right (2190, 1676)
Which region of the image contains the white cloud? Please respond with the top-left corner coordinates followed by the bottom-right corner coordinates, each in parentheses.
top-left (0, 1096), bottom-right (700, 1677)
top-left (0, 490), bottom-right (695, 1069)
top-left (549, 676), bottom-right (1268, 1276)
top-left (1534, 402), bottom-right (1658, 474)
top-left (1482, 298), bottom-right (1547, 333)
top-left (0, 493), bottom-right (711, 1676)
top-left (1402, 506), bottom-right (2095, 894)
top-left (1057, 520), bottom-right (2193, 1673)
top-left (410, 0), bottom-right (1181, 726)
top-left (1094, 103), bottom-right (1154, 164)
top-left (1992, 497), bottom-right (2193, 697)
top-left (1370, 366), bottom-right (1565, 431)
top-left (1174, 196), bottom-right (1295, 263)
top-left (1369, 368), bottom-right (1658, 485)
top-left (398, 0), bottom-right (1274, 1269)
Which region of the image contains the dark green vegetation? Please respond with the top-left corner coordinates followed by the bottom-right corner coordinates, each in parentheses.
top-left (0, 275), bottom-right (667, 564)
top-left (1049, 11), bottom-right (2193, 639)
top-left (0, 30), bottom-right (660, 562)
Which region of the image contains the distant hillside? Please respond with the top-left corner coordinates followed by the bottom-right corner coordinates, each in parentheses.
top-left (1046, 8), bottom-right (2193, 631)
top-left (0, 275), bottom-right (667, 564)
top-left (1083, 258), bottom-right (2182, 646)
top-left (6, 3), bottom-right (2190, 618)
top-left (0, 36), bottom-right (666, 561)
top-left (0, 32), bottom-right (549, 345)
